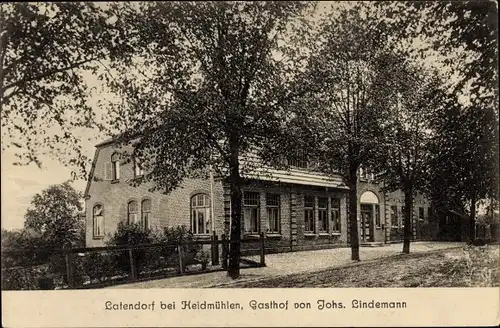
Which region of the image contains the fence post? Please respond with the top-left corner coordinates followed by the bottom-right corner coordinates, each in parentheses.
top-left (128, 244), bottom-right (136, 281)
top-left (178, 244), bottom-right (184, 274)
top-left (221, 234), bottom-right (228, 270)
top-left (211, 231), bottom-right (219, 266)
top-left (63, 243), bottom-right (75, 288)
top-left (259, 232), bottom-right (265, 267)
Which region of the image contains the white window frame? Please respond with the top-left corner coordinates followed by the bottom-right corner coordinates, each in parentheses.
top-left (243, 191), bottom-right (260, 234)
top-left (93, 204), bottom-right (105, 238)
top-left (128, 200), bottom-right (138, 224)
top-left (266, 193), bottom-right (280, 234)
top-left (191, 194), bottom-right (211, 235)
top-left (304, 196), bottom-right (315, 233)
top-left (141, 199), bottom-right (151, 229)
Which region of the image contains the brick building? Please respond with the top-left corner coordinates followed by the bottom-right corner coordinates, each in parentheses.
top-left (84, 140), bottom-right (434, 250)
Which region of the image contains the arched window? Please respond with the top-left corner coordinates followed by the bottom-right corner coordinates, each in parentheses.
top-left (128, 201), bottom-right (138, 224)
top-left (191, 194), bottom-right (211, 235)
top-left (141, 199), bottom-right (151, 229)
top-left (93, 204), bottom-right (104, 238)
top-left (111, 152), bottom-right (120, 180)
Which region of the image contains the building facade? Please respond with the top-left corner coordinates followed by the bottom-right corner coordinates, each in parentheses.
top-left (84, 141), bottom-right (433, 250)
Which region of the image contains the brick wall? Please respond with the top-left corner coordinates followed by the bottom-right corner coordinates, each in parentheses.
top-left (85, 144), bottom-right (224, 247)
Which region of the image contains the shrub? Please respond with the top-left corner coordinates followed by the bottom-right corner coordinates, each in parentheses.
top-left (106, 222), bottom-right (155, 276)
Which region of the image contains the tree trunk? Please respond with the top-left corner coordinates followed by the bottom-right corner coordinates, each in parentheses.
top-left (227, 135), bottom-right (242, 279)
top-left (469, 194), bottom-right (477, 242)
top-left (348, 165), bottom-right (360, 261)
top-left (402, 186), bottom-right (413, 254)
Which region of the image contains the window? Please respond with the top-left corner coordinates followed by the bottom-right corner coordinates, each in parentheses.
top-left (304, 196), bottom-right (315, 233)
top-left (359, 166), bottom-right (375, 180)
top-left (287, 150), bottom-right (308, 169)
top-left (428, 207), bottom-right (433, 221)
top-left (191, 194), bottom-right (211, 235)
top-left (375, 204), bottom-right (381, 227)
top-left (266, 193), bottom-right (280, 234)
top-left (128, 201), bottom-right (138, 224)
top-left (134, 158), bottom-right (144, 178)
top-left (419, 207), bottom-right (425, 222)
top-left (243, 191), bottom-right (260, 234)
top-left (111, 153), bottom-right (120, 180)
top-left (93, 204), bottom-right (104, 238)
top-left (331, 198), bottom-right (341, 232)
top-left (141, 199), bottom-right (151, 229)
top-left (318, 197), bottom-right (328, 233)
top-left (390, 205), bottom-right (398, 228)
top-left (401, 206), bottom-right (406, 228)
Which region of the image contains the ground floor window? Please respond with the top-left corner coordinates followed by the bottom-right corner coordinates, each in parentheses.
top-left (331, 198), bottom-right (341, 232)
top-left (191, 193), bottom-right (211, 235)
top-left (128, 200), bottom-right (138, 224)
top-left (419, 207), bottom-right (425, 223)
top-left (318, 197), bottom-right (328, 232)
top-left (266, 193), bottom-right (280, 234)
top-left (304, 196), bottom-right (315, 233)
top-left (93, 204), bottom-right (104, 238)
top-left (244, 191), bottom-right (260, 234)
top-left (390, 205), bottom-right (398, 228)
top-left (375, 204), bottom-right (381, 227)
top-left (141, 199), bottom-right (151, 229)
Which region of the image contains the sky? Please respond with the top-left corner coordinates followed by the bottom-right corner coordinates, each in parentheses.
top-left (0, 1), bottom-right (483, 231)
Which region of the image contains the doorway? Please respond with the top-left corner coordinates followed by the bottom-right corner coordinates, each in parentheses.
top-left (360, 204), bottom-right (373, 242)
top-left (360, 191), bottom-right (382, 243)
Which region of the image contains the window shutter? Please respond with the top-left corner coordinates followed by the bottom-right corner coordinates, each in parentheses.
top-left (104, 162), bottom-right (112, 180)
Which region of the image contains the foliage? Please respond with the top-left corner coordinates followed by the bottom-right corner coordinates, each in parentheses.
top-left (374, 0), bottom-right (499, 242)
top-left (427, 91), bottom-right (499, 240)
top-left (0, 3), bottom-right (136, 176)
top-left (1, 228), bottom-right (51, 267)
top-left (375, 1), bottom-right (498, 101)
top-left (1, 264), bottom-right (52, 290)
top-left (280, 3), bottom-right (402, 259)
top-left (24, 181), bottom-right (85, 250)
top-left (370, 61), bottom-right (451, 252)
top-left (102, 1), bottom-right (316, 278)
top-left (106, 221), bottom-right (154, 275)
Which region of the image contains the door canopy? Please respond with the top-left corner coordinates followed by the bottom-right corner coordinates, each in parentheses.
top-left (360, 191), bottom-right (379, 204)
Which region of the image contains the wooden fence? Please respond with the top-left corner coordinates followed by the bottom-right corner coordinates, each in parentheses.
top-left (2, 232), bottom-right (266, 290)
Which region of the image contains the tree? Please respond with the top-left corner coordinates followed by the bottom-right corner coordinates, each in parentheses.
top-left (24, 181), bottom-right (84, 250)
top-left (101, 1), bottom-right (315, 278)
top-left (428, 97), bottom-right (499, 242)
top-left (375, 1), bottom-right (498, 101)
top-left (376, 0), bottom-right (499, 242)
top-left (290, 4), bottom-right (399, 260)
top-left (0, 3), bottom-right (131, 177)
top-left (374, 63), bottom-right (450, 253)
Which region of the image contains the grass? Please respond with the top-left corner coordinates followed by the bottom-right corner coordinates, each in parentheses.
top-left (218, 245), bottom-right (499, 288)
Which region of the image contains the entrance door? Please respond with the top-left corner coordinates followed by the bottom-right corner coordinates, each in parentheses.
top-left (360, 204), bottom-right (372, 242)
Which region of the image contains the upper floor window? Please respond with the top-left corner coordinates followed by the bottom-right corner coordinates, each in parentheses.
top-left (191, 194), bottom-right (211, 235)
top-left (266, 193), bottom-right (280, 234)
top-left (304, 196), bottom-right (315, 233)
top-left (331, 198), bottom-right (341, 232)
top-left (93, 204), bottom-right (105, 238)
top-left (128, 200), bottom-right (138, 224)
top-left (111, 152), bottom-right (120, 181)
top-left (359, 166), bottom-right (375, 181)
top-left (141, 199), bottom-right (151, 229)
top-left (134, 158), bottom-right (144, 178)
top-left (243, 191), bottom-right (260, 234)
top-left (286, 150), bottom-right (309, 169)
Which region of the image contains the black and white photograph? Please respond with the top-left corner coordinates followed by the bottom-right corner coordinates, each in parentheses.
top-left (1, 1), bottom-right (499, 326)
